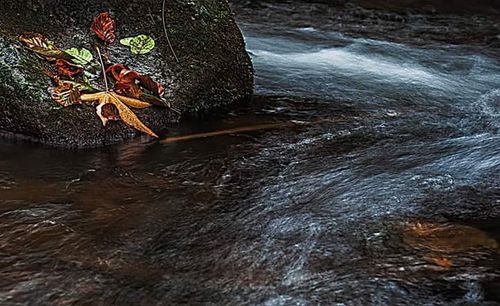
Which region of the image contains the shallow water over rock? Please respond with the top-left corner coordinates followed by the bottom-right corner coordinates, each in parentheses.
top-left (1, 2), bottom-right (500, 305)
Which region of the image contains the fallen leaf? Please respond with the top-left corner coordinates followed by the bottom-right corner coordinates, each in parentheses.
top-left (142, 95), bottom-right (171, 108)
top-left (139, 75), bottom-right (165, 97)
top-left (19, 32), bottom-right (55, 49)
top-left (48, 82), bottom-right (82, 107)
top-left (106, 64), bottom-right (166, 101)
top-left (44, 68), bottom-right (61, 84)
top-left (18, 33), bottom-right (72, 61)
top-left (91, 12), bottom-right (116, 44)
top-left (120, 35), bottom-right (155, 55)
top-left (428, 257), bottom-right (453, 269)
top-left (119, 37), bottom-right (134, 46)
top-left (55, 59), bottom-right (83, 77)
top-left (114, 82), bottom-right (143, 99)
top-left (106, 64), bottom-right (141, 97)
top-left (106, 64), bottom-right (140, 85)
top-left (113, 92), bottom-right (152, 109)
top-left (48, 80), bottom-right (96, 107)
top-left (65, 48), bottom-right (94, 65)
top-left (80, 91), bottom-right (157, 137)
top-left (100, 103), bottom-right (121, 123)
top-left (106, 64), bottom-right (131, 80)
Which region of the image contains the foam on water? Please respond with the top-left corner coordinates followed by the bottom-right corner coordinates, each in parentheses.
top-left (253, 48), bottom-right (442, 86)
top-left (247, 30), bottom-right (500, 108)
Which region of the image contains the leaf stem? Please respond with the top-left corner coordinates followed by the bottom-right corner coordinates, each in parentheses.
top-left (162, 0), bottom-right (180, 63)
top-left (96, 46), bottom-right (109, 92)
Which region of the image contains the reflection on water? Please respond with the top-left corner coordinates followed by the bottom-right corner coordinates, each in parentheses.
top-left (1, 4), bottom-right (500, 305)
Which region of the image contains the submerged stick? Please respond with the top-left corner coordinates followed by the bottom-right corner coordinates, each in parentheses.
top-left (160, 120), bottom-right (328, 144)
top-left (161, 122), bottom-right (294, 143)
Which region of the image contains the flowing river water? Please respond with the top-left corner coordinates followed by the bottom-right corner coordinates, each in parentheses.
top-left (1, 2), bottom-right (500, 305)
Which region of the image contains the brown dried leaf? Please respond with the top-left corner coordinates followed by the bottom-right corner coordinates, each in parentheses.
top-left (139, 75), bottom-right (165, 97)
top-left (19, 32), bottom-right (54, 49)
top-left (101, 103), bottom-right (120, 121)
top-left (95, 94), bottom-right (111, 125)
top-left (106, 64), bottom-right (142, 97)
top-left (18, 33), bottom-right (72, 61)
top-left (48, 82), bottom-right (82, 107)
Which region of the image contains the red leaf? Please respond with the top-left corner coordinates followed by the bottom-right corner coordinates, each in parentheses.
top-left (106, 64), bottom-right (128, 80)
top-left (106, 64), bottom-right (141, 96)
top-left (91, 12), bottom-right (116, 44)
top-left (106, 64), bottom-right (166, 102)
top-left (139, 75), bottom-right (165, 97)
top-left (55, 59), bottom-right (83, 77)
top-left (106, 64), bottom-right (139, 84)
top-left (114, 82), bottom-right (143, 99)
top-left (44, 68), bottom-right (61, 84)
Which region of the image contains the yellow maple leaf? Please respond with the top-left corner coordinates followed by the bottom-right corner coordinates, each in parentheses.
top-left (80, 91), bottom-right (158, 138)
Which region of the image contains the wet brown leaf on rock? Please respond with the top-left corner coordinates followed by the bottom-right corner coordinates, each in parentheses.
top-left (44, 69), bottom-right (61, 85)
top-left (106, 64), bottom-right (168, 106)
top-left (101, 103), bottom-right (120, 121)
top-left (106, 64), bottom-right (141, 97)
top-left (19, 32), bottom-right (54, 49)
top-left (49, 82), bottom-right (82, 107)
top-left (114, 82), bottom-right (143, 99)
top-left (106, 64), bottom-right (138, 82)
top-left (91, 12), bottom-right (116, 44)
top-left (18, 33), bottom-right (73, 61)
top-left (106, 64), bottom-right (155, 101)
top-left (55, 59), bottom-right (83, 77)
top-left (139, 75), bottom-right (165, 97)
top-left (98, 103), bottom-right (121, 125)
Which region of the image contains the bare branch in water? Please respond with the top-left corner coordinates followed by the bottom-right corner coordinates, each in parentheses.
top-left (160, 119), bottom-right (336, 144)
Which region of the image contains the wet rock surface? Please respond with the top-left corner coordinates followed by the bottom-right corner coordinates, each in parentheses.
top-left (0, 0), bottom-right (253, 147)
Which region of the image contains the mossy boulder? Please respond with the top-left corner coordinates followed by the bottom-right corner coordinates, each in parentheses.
top-left (0, 0), bottom-right (253, 147)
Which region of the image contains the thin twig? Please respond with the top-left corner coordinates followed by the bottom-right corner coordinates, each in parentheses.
top-left (161, 122), bottom-right (294, 143)
top-left (96, 46), bottom-right (109, 92)
top-left (162, 0), bottom-right (180, 63)
top-left (160, 119), bottom-right (334, 144)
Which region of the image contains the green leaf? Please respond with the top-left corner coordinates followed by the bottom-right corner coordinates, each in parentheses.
top-left (119, 37), bottom-right (134, 46)
top-left (65, 48), bottom-right (94, 65)
top-left (120, 35), bottom-right (155, 55)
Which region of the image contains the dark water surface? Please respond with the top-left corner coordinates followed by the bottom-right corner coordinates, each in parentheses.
top-left (1, 4), bottom-right (500, 305)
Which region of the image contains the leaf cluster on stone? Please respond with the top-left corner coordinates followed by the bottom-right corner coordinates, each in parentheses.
top-left (18, 12), bottom-right (164, 138)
